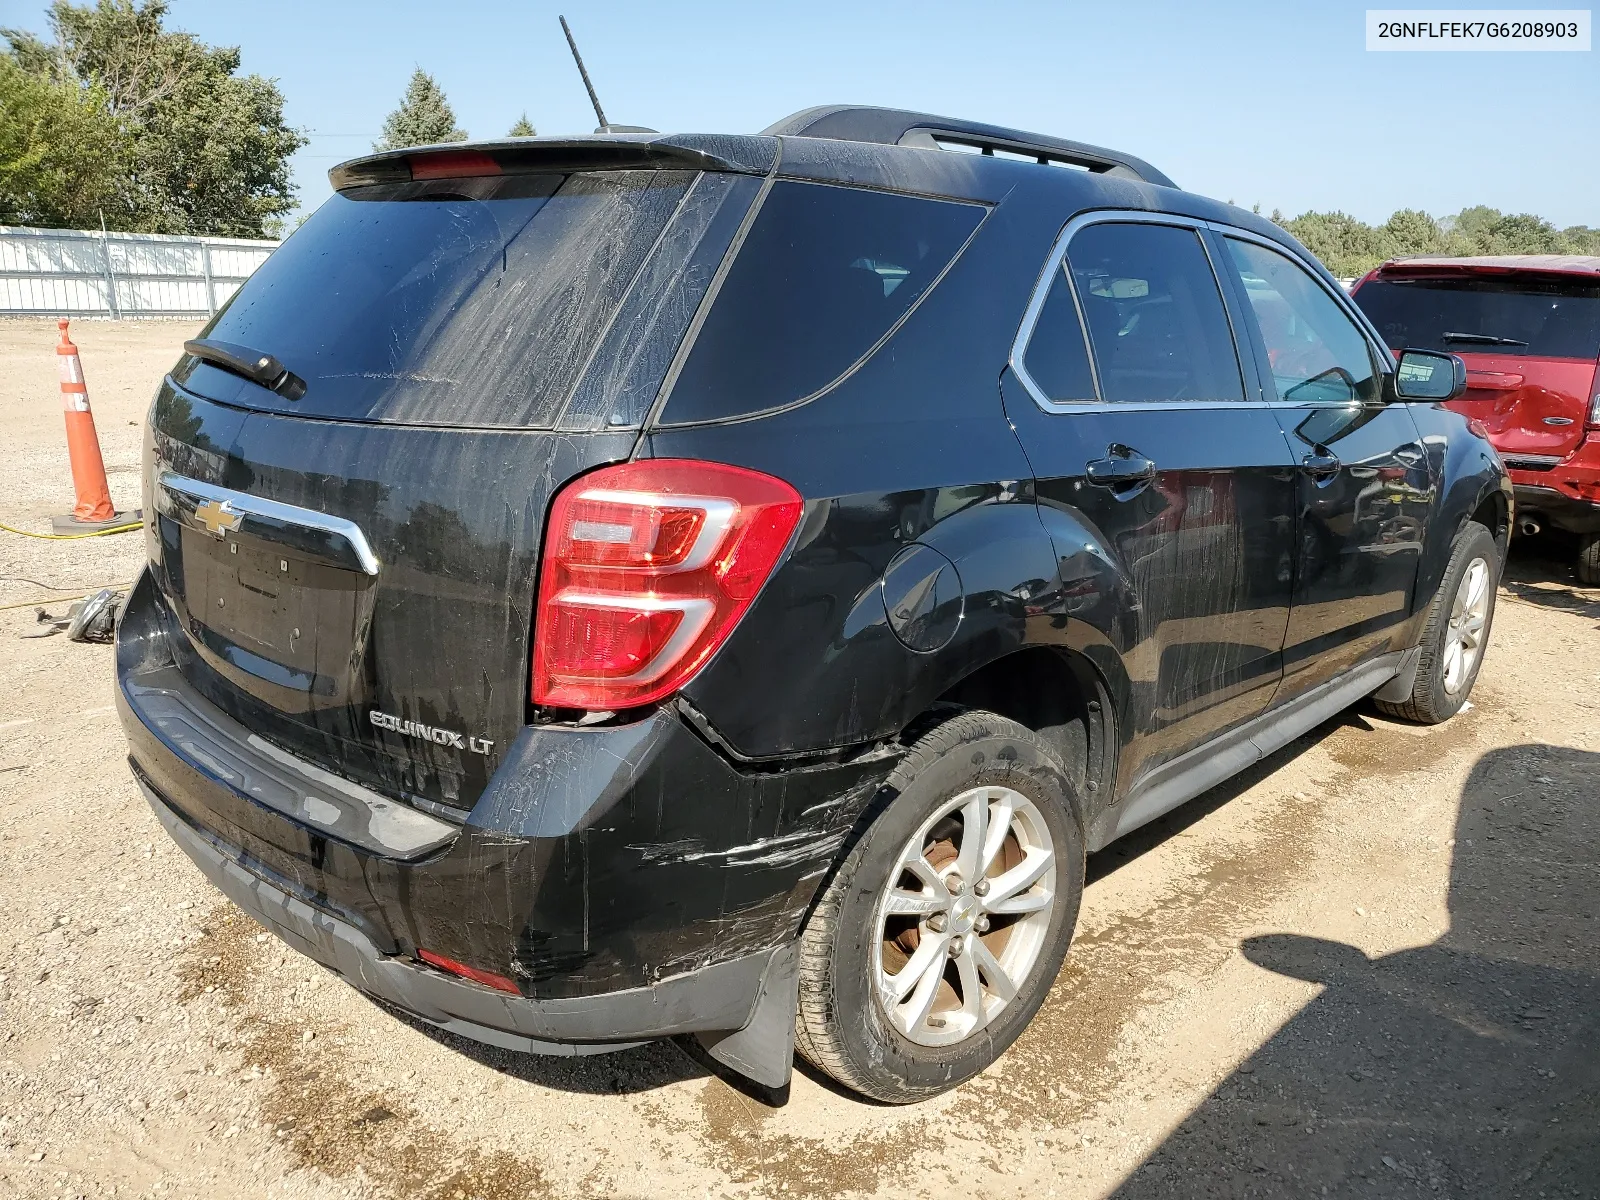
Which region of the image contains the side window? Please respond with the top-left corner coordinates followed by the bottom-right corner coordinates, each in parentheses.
top-left (1066, 222), bottom-right (1245, 403)
top-left (1224, 238), bottom-right (1382, 404)
top-left (1021, 267), bottom-right (1097, 403)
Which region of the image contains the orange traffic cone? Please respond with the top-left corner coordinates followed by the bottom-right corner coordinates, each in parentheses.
top-left (52, 319), bottom-right (133, 533)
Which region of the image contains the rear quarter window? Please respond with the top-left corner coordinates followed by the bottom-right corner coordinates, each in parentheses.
top-left (658, 181), bottom-right (987, 425)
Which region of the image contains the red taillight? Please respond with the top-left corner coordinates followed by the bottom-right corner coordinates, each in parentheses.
top-left (417, 949), bottom-right (520, 994)
top-left (532, 459), bottom-right (804, 710)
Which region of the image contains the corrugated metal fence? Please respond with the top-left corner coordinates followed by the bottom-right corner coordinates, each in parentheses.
top-left (0, 225), bottom-right (279, 319)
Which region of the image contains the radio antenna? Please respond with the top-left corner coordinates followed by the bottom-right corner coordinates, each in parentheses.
top-left (559, 15), bottom-right (609, 131)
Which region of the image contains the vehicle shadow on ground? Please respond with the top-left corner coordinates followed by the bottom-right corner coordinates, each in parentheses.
top-left (377, 1003), bottom-right (713, 1097)
top-left (1501, 531), bottom-right (1600, 621)
top-left (1109, 743), bottom-right (1600, 1199)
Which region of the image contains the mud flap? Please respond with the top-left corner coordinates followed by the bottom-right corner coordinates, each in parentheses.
top-left (693, 942), bottom-right (799, 1090)
top-left (1371, 645), bottom-right (1423, 704)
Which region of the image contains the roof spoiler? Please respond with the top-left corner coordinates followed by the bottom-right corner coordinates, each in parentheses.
top-left (329, 134), bottom-right (777, 191)
top-left (1377, 255), bottom-right (1600, 281)
top-left (763, 105), bottom-right (1176, 189)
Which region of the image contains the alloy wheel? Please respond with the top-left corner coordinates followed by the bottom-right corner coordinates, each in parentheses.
top-left (1442, 556), bottom-right (1490, 695)
top-left (871, 785), bottom-right (1057, 1047)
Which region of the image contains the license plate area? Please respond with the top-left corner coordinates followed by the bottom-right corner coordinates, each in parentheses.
top-left (159, 514), bottom-right (377, 712)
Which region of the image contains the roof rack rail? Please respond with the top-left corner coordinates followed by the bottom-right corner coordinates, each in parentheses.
top-left (762, 105), bottom-right (1175, 190)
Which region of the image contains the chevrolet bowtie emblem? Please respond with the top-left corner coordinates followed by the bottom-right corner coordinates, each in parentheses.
top-left (194, 498), bottom-right (244, 538)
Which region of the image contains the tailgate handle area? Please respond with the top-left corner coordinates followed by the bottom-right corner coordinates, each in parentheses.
top-left (157, 472), bottom-right (381, 576)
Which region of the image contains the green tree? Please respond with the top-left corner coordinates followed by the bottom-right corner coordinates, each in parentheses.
top-left (1280, 210), bottom-right (1387, 278)
top-left (374, 69), bottom-right (466, 150)
top-left (1481, 213), bottom-right (1563, 255)
top-left (508, 113), bottom-right (536, 137)
top-left (1379, 208), bottom-right (1448, 258)
top-left (3, 0), bottom-right (305, 237)
top-left (1448, 204), bottom-right (1502, 249)
top-left (1562, 226), bottom-right (1600, 256)
top-left (0, 53), bottom-right (130, 226)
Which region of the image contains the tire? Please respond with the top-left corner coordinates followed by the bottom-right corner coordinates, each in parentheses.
top-left (1375, 520), bottom-right (1499, 724)
top-left (793, 710), bottom-right (1085, 1103)
top-left (1578, 534), bottom-right (1600, 587)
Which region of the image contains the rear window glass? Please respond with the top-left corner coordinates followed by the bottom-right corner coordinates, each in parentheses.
top-left (660, 181), bottom-right (986, 424)
top-left (180, 170), bottom-right (695, 427)
top-left (1354, 276), bottom-right (1600, 359)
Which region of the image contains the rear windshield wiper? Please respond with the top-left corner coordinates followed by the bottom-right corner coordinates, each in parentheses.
top-left (184, 338), bottom-right (307, 401)
top-left (1440, 331), bottom-right (1530, 347)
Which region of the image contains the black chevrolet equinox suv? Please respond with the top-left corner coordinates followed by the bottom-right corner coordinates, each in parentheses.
top-left (117, 106), bottom-right (1510, 1102)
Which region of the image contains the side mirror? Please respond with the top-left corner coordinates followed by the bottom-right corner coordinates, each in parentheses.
top-left (1391, 348), bottom-right (1467, 402)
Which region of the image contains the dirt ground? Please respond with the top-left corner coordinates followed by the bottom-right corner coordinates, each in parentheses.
top-left (1, 318), bottom-right (1596, 1200)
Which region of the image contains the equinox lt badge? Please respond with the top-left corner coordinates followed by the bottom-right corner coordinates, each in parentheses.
top-left (369, 709), bottom-right (494, 755)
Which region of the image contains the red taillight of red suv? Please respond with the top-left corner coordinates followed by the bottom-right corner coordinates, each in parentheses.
top-left (532, 459), bottom-right (804, 710)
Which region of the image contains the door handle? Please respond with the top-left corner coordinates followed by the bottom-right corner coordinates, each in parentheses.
top-left (1086, 445), bottom-right (1157, 489)
top-left (1301, 449), bottom-right (1341, 480)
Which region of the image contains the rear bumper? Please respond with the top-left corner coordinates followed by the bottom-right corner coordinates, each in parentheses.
top-left (142, 780), bottom-right (776, 1051)
top-left (1513, 484), bottom-right (1600, 534)
top-left (116, 567), bottom-right (899, 1050)
top-left (1509, 438), bottom-right (1600, 534)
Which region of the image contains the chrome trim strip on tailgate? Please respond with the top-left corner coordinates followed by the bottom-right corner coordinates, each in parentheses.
top-left (156, 471), bottom-right (381, 576)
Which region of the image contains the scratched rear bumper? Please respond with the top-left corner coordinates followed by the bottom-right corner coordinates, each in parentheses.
top-left (116, 568), bottom-right (901, 1028)
top-left (142, 781), bottom-right (782, 1050)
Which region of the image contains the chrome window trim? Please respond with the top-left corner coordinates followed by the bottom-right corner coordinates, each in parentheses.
top-left (1010, 211), bottom-right (1395, 416)
top-left (156, 471), bottom-right (382, 576)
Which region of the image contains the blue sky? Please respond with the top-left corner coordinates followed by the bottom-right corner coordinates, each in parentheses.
top-left (3, 0), bottom-right (1596, 228)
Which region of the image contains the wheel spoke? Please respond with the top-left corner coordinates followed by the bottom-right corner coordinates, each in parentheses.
top-left (897, 937), bottom-right (950, 1032)
top-left (1442, 639), bottom-right (1463, 689)
top-left (884, 888), bottom-right (945, 918)
top-left (978, 791), bottom-right (1017, 877)
top-left (987, 887), bottom-right (1053, 916)
top-left (955, 790), bottom-right (989, 883)
top-left (1465, 562), bottom-right (1488, 611)
top-left (969, 934), bottom-right (1018, 1003)
top-left (900, 853), bottom-right (952, 903)
top-left (886, 930), bottom-right (950, 1005)
top-left (955, 944), bottom-right (987, 1029)
top-left (984, 847), bottom-right (1054, 914)
top-left (1458, 613), bottom-right (1485, 646)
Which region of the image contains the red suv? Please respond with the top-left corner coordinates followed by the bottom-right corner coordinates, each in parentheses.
top-left (1352, 256), bottom-right (1600, 582)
